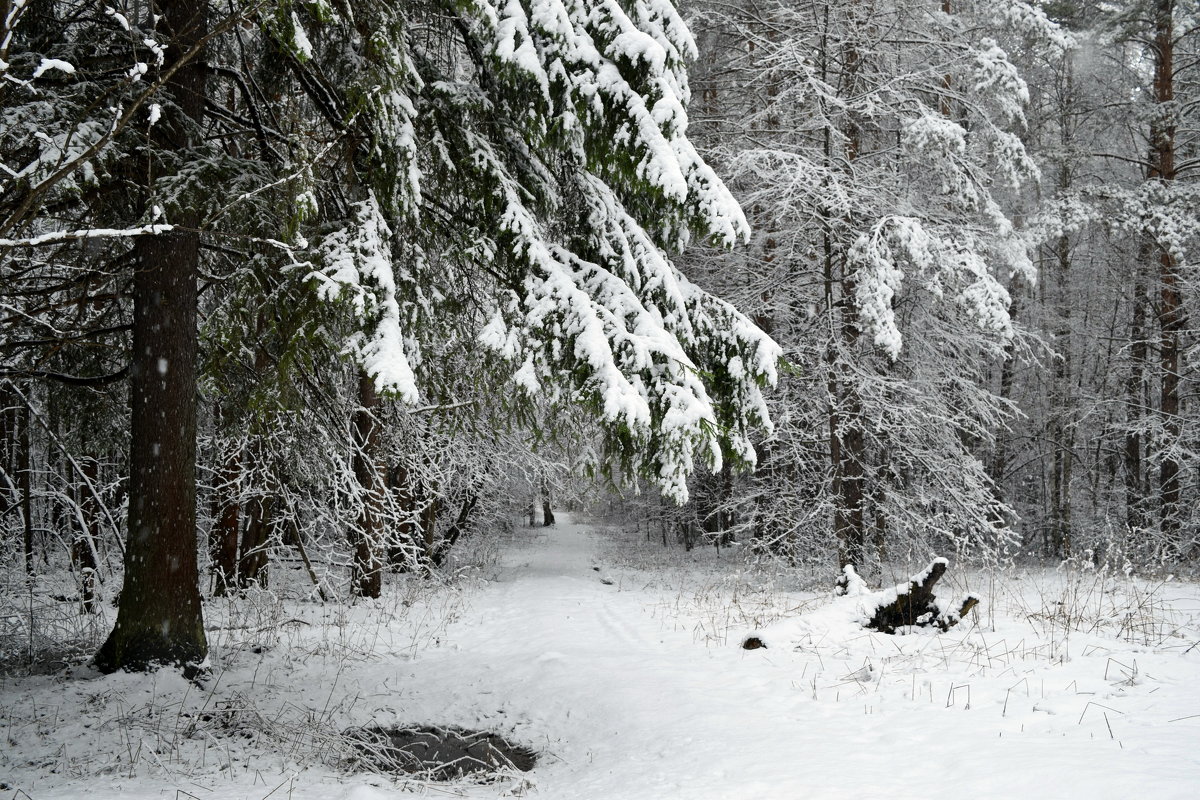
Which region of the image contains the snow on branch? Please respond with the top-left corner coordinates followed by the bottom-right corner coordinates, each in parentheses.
top-left (311, 192), bottom-right (419, 403)
top-left (475, 155), bottom-right (774, 502)
top-left (0, 223), bottom-right (174, 248)
top-left (850, 216), bottom-right (1015, 360)
top-left (477, 0), bottom-right (748, 247)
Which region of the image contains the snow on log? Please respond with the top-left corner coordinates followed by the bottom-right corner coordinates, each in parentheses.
top-left (739, 558), bottom-right (979, 650)
top-left (851, 559), bottom-right (980, 634)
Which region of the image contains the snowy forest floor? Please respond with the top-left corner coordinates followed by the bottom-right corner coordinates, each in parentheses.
top-left (2, 515), bottom-right (1200, 799)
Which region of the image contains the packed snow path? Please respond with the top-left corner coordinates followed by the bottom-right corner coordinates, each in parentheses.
top-left (379, 517), bottom-right (1199, 799)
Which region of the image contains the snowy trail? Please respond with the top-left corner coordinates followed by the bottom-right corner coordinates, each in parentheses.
top-left (370, 517), bottom-right (1200, 800)
top-left (4, 517), bottom-right (1197, 800)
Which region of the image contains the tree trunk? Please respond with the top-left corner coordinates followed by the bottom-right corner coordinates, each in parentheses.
top-left (0, 384), bottom-right (16, 521)
top-left (238, 494), bottom-right (271, 589)
top-left (95, 0), bottom-right (209, 675)
top-left (19, 398), bottom-right (33, 578)
top-left (1150, 0), bottom-right (1183, 551)
top-left (541, 477), bottom-right (555, 528)
top-left (988, 273), bottom-right (1022, 528)
top-left (834, 386), bottom-right (866, 570)
top-left (421, 495), bottom-right (441, 565)
top-left (681, 520), bottom-right (696, 551)
top-left (210, 444), bottom-right (241, 596)
top-left (1125, 269), bottom-right (1148, 533)
top-left (74, 455), bottom-right (101, 613)
top-left (350, 372), bottom-right (384, 598)
top-left (387, 464), bottom-right (420, 572)
top-left (828, 8), bottom-right (867, 573)
top-left (431, 492), bottom-right (478, 567)
top-left (1050, 230), bottom-right (1074, 558)
top-left (860, 560), bottom-right (979, 634)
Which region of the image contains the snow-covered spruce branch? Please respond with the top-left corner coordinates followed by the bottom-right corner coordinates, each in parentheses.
top-left (0, 0), bottom-right (273, 239)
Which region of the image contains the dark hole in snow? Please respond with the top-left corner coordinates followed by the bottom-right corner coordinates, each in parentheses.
top-left (346, 724), bottom-right (537, 780)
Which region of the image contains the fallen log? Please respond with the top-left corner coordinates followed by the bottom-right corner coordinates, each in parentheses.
top-left (856, 558), bottom-right (979, 634)
top-left (739, 558), bottom-right (980, 651)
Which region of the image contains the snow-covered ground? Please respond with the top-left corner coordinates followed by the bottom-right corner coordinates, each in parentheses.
top-left (3, 515), bottom-right (1199, 799)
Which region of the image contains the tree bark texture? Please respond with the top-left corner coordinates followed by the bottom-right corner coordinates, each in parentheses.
top-left (95, 0), bottom-right (209, 674)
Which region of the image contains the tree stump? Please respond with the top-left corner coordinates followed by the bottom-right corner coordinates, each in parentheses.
top-left (859, 558), bottom-right (979, 634)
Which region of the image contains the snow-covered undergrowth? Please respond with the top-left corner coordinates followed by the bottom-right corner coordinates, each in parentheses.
top-left (2, 517), bottom-right (1199, 799)
top-left (0, 530), bottom-right (501, 799)
top-left (595, 524), bottom-right (831, 646)
top-left (0, 575), bottom-right (480, 794)
top-left (589, 522), bottom-right (1200, 798)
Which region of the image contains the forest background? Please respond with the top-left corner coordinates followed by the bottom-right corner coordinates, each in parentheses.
top-left (1, 0), bottom-right (1198, 676)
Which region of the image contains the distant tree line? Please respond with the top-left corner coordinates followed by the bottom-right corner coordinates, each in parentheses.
top-left (669, 0), bottom-right (1200, 574)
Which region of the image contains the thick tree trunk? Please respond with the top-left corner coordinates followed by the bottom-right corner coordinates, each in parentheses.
top-left (95, 0), bottom-right (208, 674)
top-left (350, 372), bottom-right (384, 598)
top-left (96, 225), bottom-right (206, 672)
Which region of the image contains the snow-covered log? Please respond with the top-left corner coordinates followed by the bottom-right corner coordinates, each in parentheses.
top-left (740, 558), bottom-right (979, 650)
top-left (842, 559), bottom-right (979, 635)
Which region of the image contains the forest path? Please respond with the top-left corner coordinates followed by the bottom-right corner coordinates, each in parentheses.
top-left (373, 515), bottom-right (1198, 800)
top-left (391, 514), bottom-right (810, 797)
